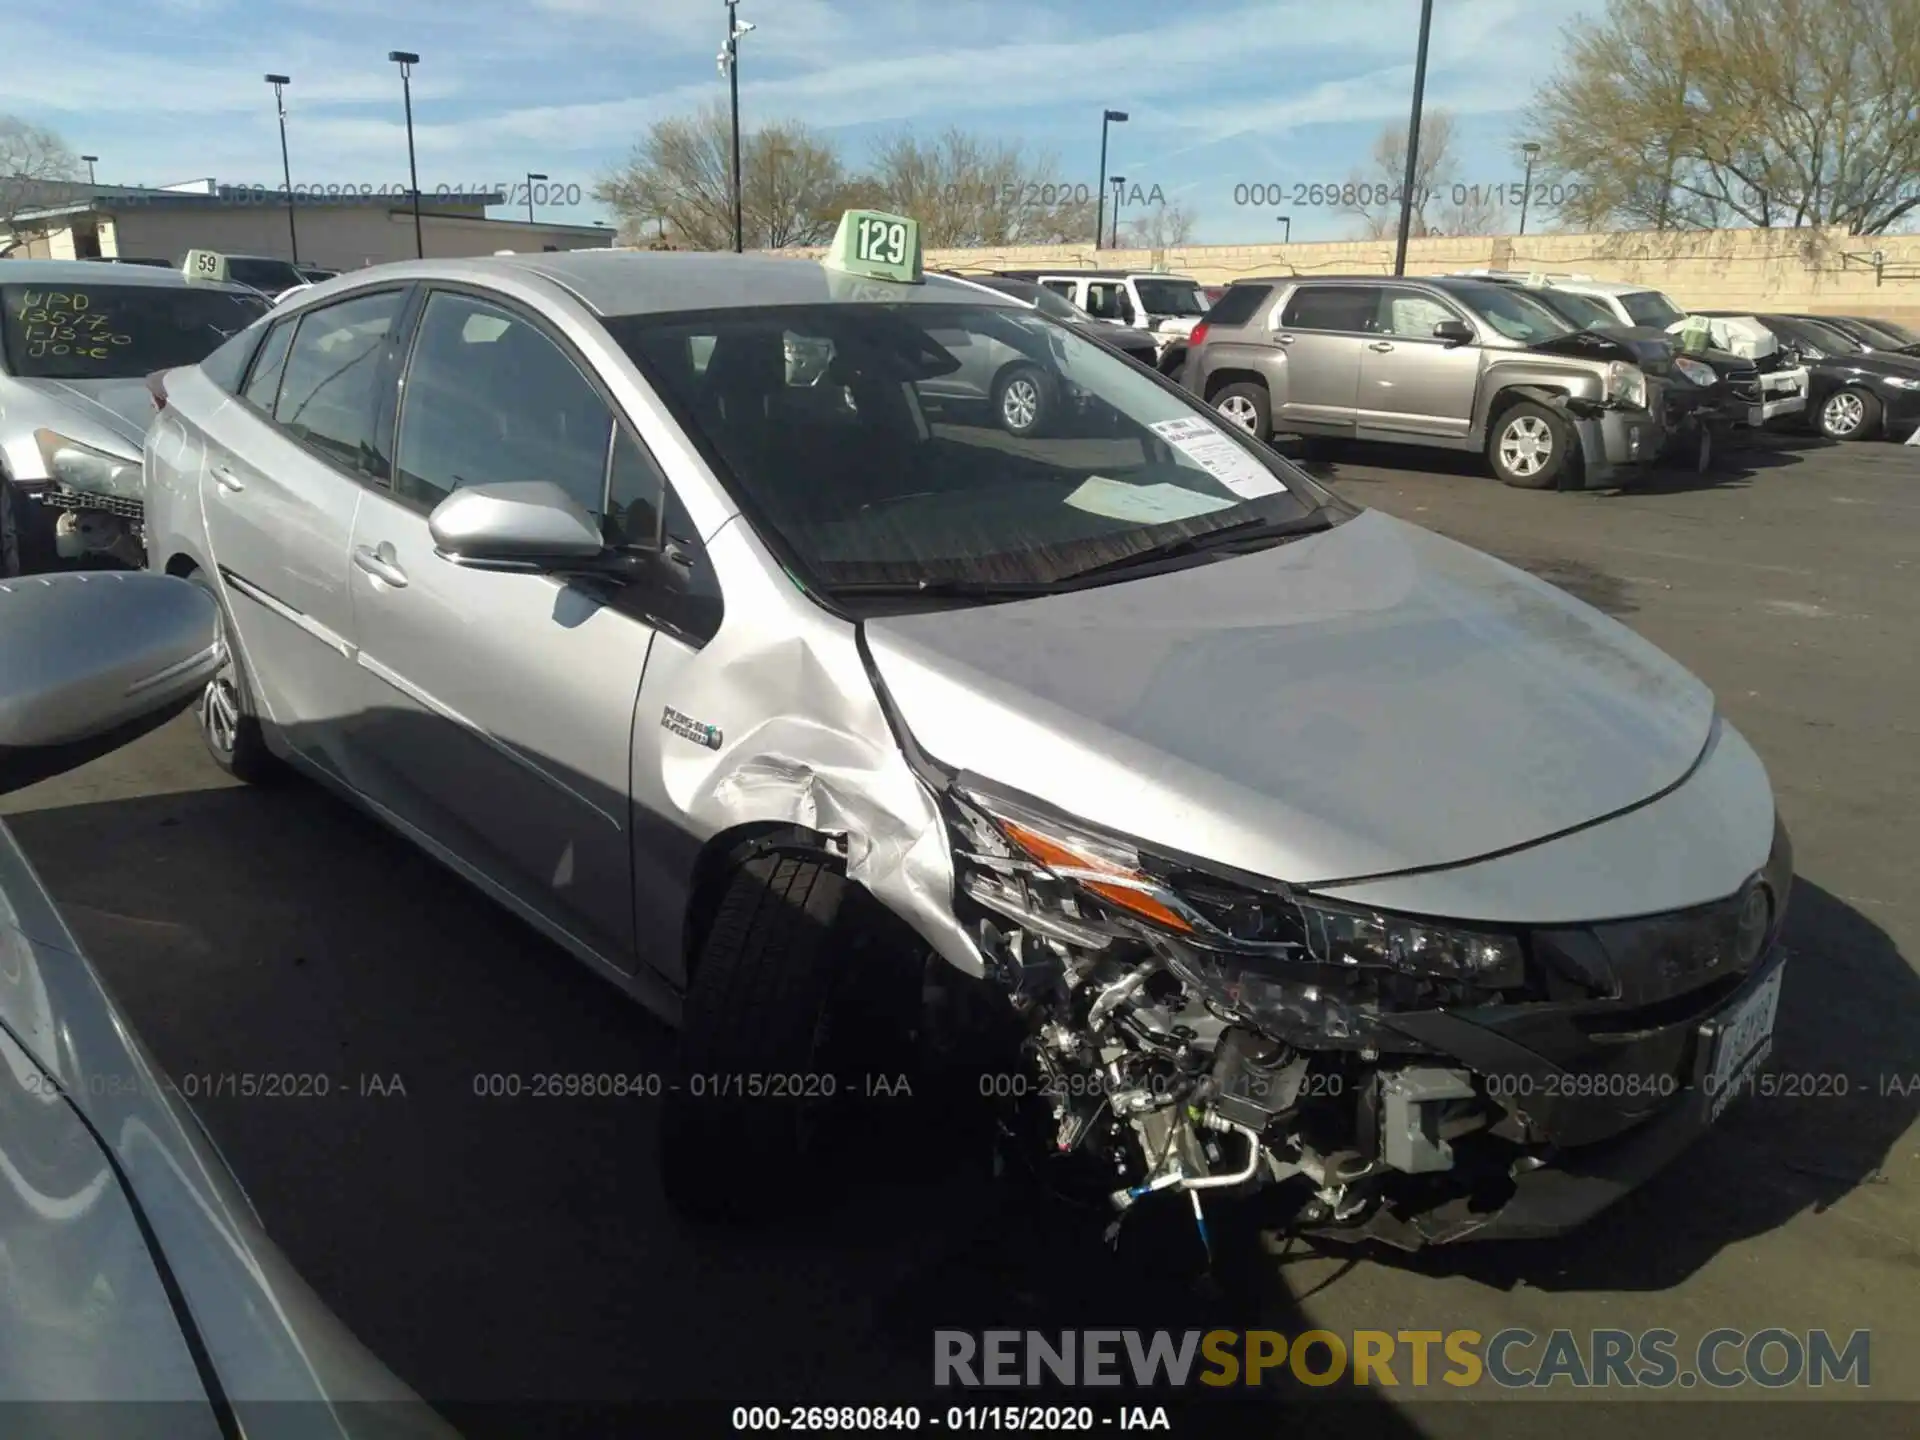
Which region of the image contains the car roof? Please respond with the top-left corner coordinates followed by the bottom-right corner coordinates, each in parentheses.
top-left (307, 252), bottom-right (1022, 318)
top-left (0, 258), bottom-right (257, 294)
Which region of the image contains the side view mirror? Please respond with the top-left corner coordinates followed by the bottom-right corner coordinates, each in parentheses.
top-left (1432, 319), bottom-right (1475, 346)
top-left (428, 481), bottom-right (640, 580)
top-left (1, 572), bottom-right (222, 795)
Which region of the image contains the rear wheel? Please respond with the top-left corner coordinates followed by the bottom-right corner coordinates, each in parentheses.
top-left (188, 570), bottom-right (279, 783)
top-left (1818, 386), bottom-right (1880, 441)
top-left (1487, 401), bottom-right (1573, 489)
top-left (1211, 382), bottom-right (1271, 439)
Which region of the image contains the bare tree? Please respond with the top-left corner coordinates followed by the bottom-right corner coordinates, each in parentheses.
top-left (860, 128), bottom-right (1098, 247)
top-left (1121, 201), bottom-right (1198, 248)
top-left (594, 104), bottom-right (850, 251)
top-left (1341, 109), bottom-right (1508, 239)
top-left (1, 115), bottom-right (83, 255)
top-left (1524, 0), bottom-right (1920, 233)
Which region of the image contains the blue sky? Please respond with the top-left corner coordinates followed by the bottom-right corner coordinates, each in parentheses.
top-left (5, 0), bottom-right (1605, 244)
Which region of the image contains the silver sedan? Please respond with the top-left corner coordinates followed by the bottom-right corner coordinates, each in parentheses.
top-left (142, 234), bottom-right (1790, 1251)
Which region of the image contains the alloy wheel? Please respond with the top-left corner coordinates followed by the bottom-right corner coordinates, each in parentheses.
top-left (1002, 378), bottom-right (1040, 432)
top-left (1499, 415), bottom-right (1554, 477)
top-left (1217, 394), bottom-right (1260, 432)
top-left (200, 671), bottom-right (242, 758)
top-left (1823, 391), bottom-right (1864, 437)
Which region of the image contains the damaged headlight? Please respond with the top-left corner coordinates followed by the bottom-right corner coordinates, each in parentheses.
top-left (948, 786), bottom-right (1525, 988)
top-left (33, 430), bottom-right (143, 500)
top-left (1605, 361), bottom-right (1648, 409)
top-left (1672, 356), bottom-right (1718, 388)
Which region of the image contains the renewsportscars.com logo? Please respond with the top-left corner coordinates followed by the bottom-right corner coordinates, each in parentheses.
top-left (934, 1328), bottom-right (1871, 1390)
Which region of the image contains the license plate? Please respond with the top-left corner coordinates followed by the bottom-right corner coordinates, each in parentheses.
top-left (1747, 404), bottom-right (1766, 428)
top-left (1706, 963), bottom-right (1784, 1122)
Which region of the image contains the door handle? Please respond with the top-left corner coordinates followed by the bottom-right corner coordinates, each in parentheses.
top-left (212, 466), bottom-right (245, 493)
top-left (353, 544), bottom-right (409, 589)
top-left (1368, 341), bottom-right (1395, 352)
top-left (1275, 333), bottom-right (1296, 345)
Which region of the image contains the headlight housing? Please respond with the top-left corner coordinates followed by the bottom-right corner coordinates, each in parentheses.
top-left (1606, 361), bottom-right (1649, 408)
top-left (1672, 356), bottom-right (1718, 388)
top-left (33, 430), bottom-right (143, 501)
top-left (1882, 374), bottom-right (1920, 390)
top-left (947, 786), bottom-right (1526, 990)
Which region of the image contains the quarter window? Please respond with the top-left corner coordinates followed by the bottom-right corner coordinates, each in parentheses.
top-left (394, 291), bottom-right (613, 516)
top-left (273, 290), bottom-right (403, 477)
top-left (241, 318), bottom-right (295, 413)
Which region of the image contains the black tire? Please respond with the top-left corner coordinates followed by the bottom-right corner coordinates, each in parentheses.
top-left (992, 363), bottom-right (1055, 438)
top-left (1486, 399), bottom-right (1574, 489)
top-left (187, 570), bottom-right (279, 783)
top-left (1210, 381), bottom-right (1271, 440)
top-left (661, 851), bottom-right (919, 1221)
top-left (1817, 386), bottom-right (1881, 442)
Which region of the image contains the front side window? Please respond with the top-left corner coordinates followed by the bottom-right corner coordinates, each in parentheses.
top-left (0, 282), bottom-right (268, 381)
top-left (1377, 288), bottom-right (1460, 339)
top-left (1279, 285), bottom-right (1377, 333)
top-left (606, 302), bottom-right (1328, 599)
top-left (274, 289), bottom-right (402, 476)
top-left (395, 291), bottom-right (614, 516)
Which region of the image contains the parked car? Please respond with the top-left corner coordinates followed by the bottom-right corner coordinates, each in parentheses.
top-left (0, 569), bottom-right (458, 1431)
top-left (1782, 314), bottom-right (1920, 358)
top-left (0, 258), bottom-right (270, 575)
top-left (1698, 311), bottom-right (1920, 441)
top-left (934, 272), bottom-right (1161, 369)
top-left (991, 267), bottom-right (1210, 369)
top-left (1451, 270), bottom-right (1810, 425)
top-left (188, 253), bottom-right (310, 297)
top-left (297, 265), bottom-right (343, 285)
top-left (143, 210), bottom-right (1792, 1254)
top-left (1184, 274), bottom-right (1673, 488)
top-left (78, 255), bottom-right (177, 268)
top-left (1456, 274), bottom-right (1749, 470)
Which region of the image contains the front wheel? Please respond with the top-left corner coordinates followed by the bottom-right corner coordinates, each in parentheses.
top-left (1487, 401), bottom-right (1573, 489)
top-left (1818, 386), bottom-right (1880, 441)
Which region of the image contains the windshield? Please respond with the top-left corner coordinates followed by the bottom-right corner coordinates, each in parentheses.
top-left (1849, 319), bottom-right (1916, 350)
top-left (1527, 287), bottom-right (1616, 330)
top-left (1866, 317), bottom-right (1920, 346)
top-left (1618, 290), bottom-right (1687, 328)
top-left (0, 282), bottom-right (270, 380)
top-left (1452, 284), bottom-right (1574, 343)
top-left (1134, 279), bottom-right (1208, 317)
top-left (1779, 317), bottom-right (1863, 355)
top-left (223, 257), bottom-right (308, 293)
top-left (606, 302), bottom-right (1323, 597)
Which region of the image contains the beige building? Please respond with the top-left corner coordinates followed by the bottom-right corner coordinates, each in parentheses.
top-left (1, 180), bottom-right (615, 271)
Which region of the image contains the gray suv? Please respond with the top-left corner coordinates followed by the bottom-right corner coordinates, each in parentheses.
top-left (1183, 275), bottom-right (1674, 488)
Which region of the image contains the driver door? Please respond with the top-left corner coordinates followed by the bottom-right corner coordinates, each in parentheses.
top-left (1356, 286), bottom-right (1482, 439)
top-left (345, 287), bottom-right (679, 970)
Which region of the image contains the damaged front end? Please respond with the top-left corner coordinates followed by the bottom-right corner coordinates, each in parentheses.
top-left (941, 779), bottom-right (1793, 1249)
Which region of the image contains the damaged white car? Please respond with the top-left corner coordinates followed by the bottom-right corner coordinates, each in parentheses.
top-left (143, 214), bottom-right (1792, 1252)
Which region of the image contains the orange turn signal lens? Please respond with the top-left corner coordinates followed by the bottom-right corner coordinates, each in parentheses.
top-left (999, 820), bottom-right (1193, 933)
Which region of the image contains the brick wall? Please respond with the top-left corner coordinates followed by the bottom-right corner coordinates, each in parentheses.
top-left (791, 226), bottom-right (1920, 326)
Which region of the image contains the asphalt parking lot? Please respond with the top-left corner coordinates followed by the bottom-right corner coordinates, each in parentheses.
top-left (5, 432), bottom-right (1917, 1436)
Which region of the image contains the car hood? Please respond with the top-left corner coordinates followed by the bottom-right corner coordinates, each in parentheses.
top-left (864, 509), bottom-right (1717, 887)
top-left (1528, 328), bottom-right (1672, 374)
top-left (12, 377), bottom-right (152, 452)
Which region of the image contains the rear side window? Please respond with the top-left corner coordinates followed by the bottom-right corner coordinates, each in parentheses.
top-left (273, 289), bottom-right (403, 477)
top-left (200, 321), bottom-right (268, 394)
top-left (1280, 285), bottom-right (1377, 332)
top-left (1205, 284), bottom-right (1273, 327)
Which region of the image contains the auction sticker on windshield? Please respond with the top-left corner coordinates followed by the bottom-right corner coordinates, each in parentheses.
top-left (1149, 417), bottom-right (1287, 499)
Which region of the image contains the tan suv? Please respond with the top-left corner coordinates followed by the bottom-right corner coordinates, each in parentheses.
top-left (1182, 275), bottom-right (1674, 488)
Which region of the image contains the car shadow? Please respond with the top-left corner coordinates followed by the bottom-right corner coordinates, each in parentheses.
top-left (0, 736), bottom-right (1426, 1434)
top-left (1300, 875), bottom-right (1918, 1294)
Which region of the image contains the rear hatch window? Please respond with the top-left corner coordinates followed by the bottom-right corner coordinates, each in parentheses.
top-left (1205, 284), bottom-right (1274, 328)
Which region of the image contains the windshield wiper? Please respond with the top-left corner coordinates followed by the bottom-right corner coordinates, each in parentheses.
top-left (822, 577), bottom-right (1069, 600)
top-left (1060, 511), bottom-right (1335, 581)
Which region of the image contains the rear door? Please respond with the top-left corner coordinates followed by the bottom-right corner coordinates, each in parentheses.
top-left (345, 286), bottom-right (687, 970)
top-left (192, 287), bottom-right (407, 778)
top-left (1271, 284), bottom-right (1374, 427)
top-left (1357, 286), bottom-right (1482, 438)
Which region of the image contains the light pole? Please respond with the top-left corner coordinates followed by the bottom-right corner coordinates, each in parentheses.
top-left (1094, 108), bottom-right (1127, 250)
top-left (1391, 0), bottom-right (1435, 277)
top-left (525, 171), bottom-right (547, 225)
top-left (1276, 214), bottom-right (1291, 244)
top-left (265, 76), bottom-right (298, 263)
top-left (1518, 142), bottom-right (1540, 236)
top-left (1109, 176), bottom-right (1126, 248)
top-left (718, 3), bottom-right (756, 254)
top-left (388, 51), bottom-right (423, 259)
top-left (81, 155), bottom-right (98, 186)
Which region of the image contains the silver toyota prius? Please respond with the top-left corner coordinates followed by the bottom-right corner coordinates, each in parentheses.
top-left (143, 217), bottom-right (1791, 1251)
